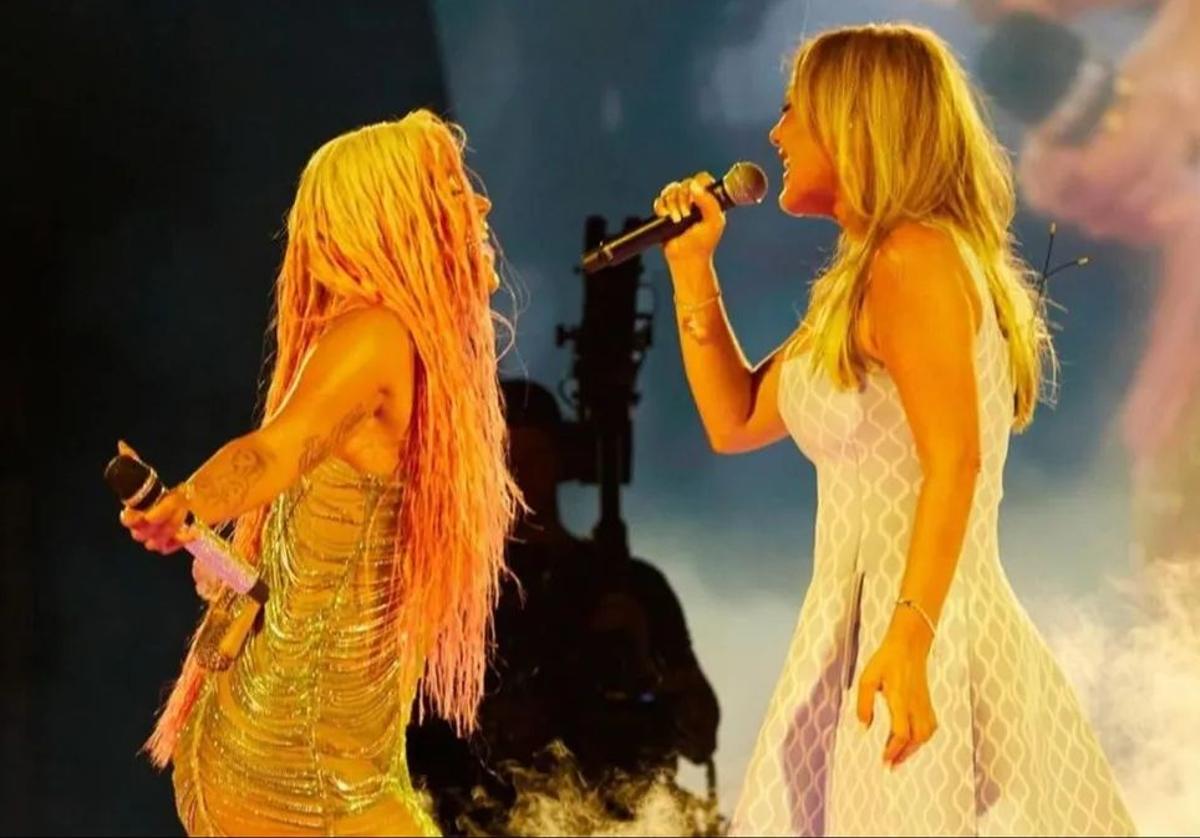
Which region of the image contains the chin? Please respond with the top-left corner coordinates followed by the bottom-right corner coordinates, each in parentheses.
top-left (778, 193), bottom-right (804, 217)
top-left (778, 187), bottom-right (829, 219)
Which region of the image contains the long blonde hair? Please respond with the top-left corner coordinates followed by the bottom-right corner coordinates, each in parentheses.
top-left (793, 23), bottom-right (1053, 428)
top-left (147, 110), bottom-right (522, 765)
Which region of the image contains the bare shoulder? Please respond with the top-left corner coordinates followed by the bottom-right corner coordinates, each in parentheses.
top-left (321, 305), bottom-right (411, 348)
top-left (319, 308), bottom-right (416, 454)
top-left (301, 305), bottom-right (415, 399)
top-left (866, 222), bottom-right (978, 325)
top-left (870, 223), bottom-right (962, 287)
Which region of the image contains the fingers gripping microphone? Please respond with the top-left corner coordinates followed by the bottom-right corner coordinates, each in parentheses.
top-left (104, 454), bottom-right (269, 605)
top-left (581, 161), bottom-right (768, 274)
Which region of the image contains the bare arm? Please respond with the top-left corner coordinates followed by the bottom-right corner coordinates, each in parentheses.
top-left (181, 307), bottom-right (413, 524)
top-left (855, 225), bottom-right (982, 767)
top-left (120, 306), bottom-right (414, 551)
top-left (655, 174), bottom-right (791, 454)
top-left (874, 226), bottom-right (982, 639)
top-left (1125, 0), bottom-right (1200, 73)
top-left (1121, 213), bottom-right (1200, 462)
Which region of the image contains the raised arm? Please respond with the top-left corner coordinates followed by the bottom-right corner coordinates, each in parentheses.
top-left (655, 172), bottom-right (792, 455)
top-left (119, 306), bottom-right (414, 553)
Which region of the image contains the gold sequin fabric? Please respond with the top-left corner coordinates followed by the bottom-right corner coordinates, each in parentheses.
top-left (172, 457), bottom-right (440, 836)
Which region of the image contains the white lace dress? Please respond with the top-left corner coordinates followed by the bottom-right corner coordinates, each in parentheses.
top-left (730, 239), bottom-right (1136, 836)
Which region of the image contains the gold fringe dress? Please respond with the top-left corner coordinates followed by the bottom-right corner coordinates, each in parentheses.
top-left (172, 457), bottom-right (439, 836)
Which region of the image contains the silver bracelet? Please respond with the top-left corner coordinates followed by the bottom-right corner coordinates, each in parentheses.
top-left (896, 598), bottom-right (937, 637)
top-left (676, 292), bottom-right (722, 342)
top-left (674, 291), bottom-right (722, 314)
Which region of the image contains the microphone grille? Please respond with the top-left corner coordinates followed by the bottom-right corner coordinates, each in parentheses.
top-left (104, 454), bottom-right (162, 508)
top-left (722, 162), bottom-right (768, 206)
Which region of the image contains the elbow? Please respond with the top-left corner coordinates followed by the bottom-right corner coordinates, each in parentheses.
top-left (706, 430), bottom-right (731, 455)
top-left (236, 430), bottom-right (291, 485)
top-left (705, 427), bottom-right (740, 456)
top-left (243, 429), bottom-right (285, 467)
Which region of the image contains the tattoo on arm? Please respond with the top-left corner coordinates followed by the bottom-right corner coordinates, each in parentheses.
top-left (188, 444), bottom-right (268, 516)
top-left (184, 403), bottom-right (371, 522)
top-left (297, 403), bottom-right (370, 474)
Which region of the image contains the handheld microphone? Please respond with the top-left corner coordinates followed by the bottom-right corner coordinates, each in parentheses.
top-left (581, 161), bottom-right (768, 274)
top-left (976, 13), bottom-right (1120, 145)
top-left (104, 453), bottom-right (268, 605)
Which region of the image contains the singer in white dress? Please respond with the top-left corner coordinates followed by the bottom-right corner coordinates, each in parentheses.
top-left (653, 23), bottom-right (1136, 837)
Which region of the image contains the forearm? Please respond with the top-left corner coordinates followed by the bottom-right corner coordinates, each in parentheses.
top-left (180, 433), bottom-right (294, 526)
top-left (1135, 230), bottom-right (1200, 399)
top-left (1126, 0), bottom-right (1200, 98)
top-left (182, 395), bottom-right (373, 525)
top-left (1144, 0), bottom-right (1200, 50)
top-left (1147, 220), bottom-right (1200, 347)
top-left (892, 462), bottom-right (981, 644)
top-left (670, 257), bottom-right (757, 447)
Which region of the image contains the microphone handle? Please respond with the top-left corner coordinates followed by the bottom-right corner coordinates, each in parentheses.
top-left (582, 181), bottom-right (736, 274)
top-left (106, 452), bottom-right (265, 671)
top-left (185, 522), bottom-right (269, 605)
top-left (108, 454), bottom-right (268, 604)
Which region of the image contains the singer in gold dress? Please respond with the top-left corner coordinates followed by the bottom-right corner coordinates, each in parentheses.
top-left (118, 110), bottom-right (521, 836)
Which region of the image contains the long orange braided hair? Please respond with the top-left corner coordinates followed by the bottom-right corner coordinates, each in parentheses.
top-left (146, 110), bottom-right (522, 766)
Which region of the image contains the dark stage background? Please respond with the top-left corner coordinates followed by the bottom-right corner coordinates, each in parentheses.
top-left (2, 1), bottom-right (1170, 834)
top-left (3, 3), bottom-right (450, 833)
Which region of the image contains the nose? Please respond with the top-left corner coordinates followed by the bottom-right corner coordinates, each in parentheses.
top-left (769, 119), bottom-right (781, 148)
top-left (475, 194), bottom-right (493, 217)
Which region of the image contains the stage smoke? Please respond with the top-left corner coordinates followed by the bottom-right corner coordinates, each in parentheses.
top-left (1039, 560), bottom-right (1200, 835)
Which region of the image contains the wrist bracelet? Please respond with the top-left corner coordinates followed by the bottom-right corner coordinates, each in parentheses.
top-left (674, 291), bottom-right (722, 314)
top-left (896, 597), bottom-right (937, 638)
